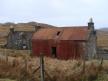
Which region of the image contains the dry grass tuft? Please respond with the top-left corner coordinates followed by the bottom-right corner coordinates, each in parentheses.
top-left (0, 55), bottom-right (107, 81)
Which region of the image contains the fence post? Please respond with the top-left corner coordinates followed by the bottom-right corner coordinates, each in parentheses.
top-left (5, 55), bottom-right (8, 64)
top-left (99, 58), bottom-right (103, 71)
top-left (82, 54), bottom-right (86, 81)
top-left (40, 53), bottom-right (45, 81)
top-left (82, 59), bottom-right (85, 73)
top-left (24, 59), bottom-right (28, 72)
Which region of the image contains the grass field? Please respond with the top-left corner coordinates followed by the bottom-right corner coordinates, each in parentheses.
top-left (0, 54), bottom-right (108, 81)
top-left (97, 30), bottom-right (108, 49)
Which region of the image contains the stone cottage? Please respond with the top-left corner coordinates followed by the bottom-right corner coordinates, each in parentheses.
top-left (6, 22), bottom-right (55, 50)
top-left (6, 26), bottom-right (35, 50)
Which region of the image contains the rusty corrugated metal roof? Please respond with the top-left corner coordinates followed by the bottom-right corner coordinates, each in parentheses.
top-left (32, 26), bottom-right (90, 41)
top-left (59, 27), bottom-right (89, 40)
top-left (32, 28), bottom-right (63, 40)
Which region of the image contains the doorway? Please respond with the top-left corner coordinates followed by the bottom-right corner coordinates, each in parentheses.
top-left (51, 47), bottom-right (57, 57)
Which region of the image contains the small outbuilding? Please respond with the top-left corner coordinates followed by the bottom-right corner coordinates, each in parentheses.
top-left (6, 22), bottom-right (55, 50)
top-left (6, 27), bottom-right (34, 50)
top-left (32, 19), bottom-right (97, 60)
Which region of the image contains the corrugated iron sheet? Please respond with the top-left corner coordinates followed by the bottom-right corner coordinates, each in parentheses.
top-left (32, 39), bottom-right (84, 60)
top-left (32, 26), bottom-right (89, 60)
top-left (32, 28), bottom-right (63, 40)
top-left (32, 26), bottom-right (89, 41)
top-left (59, 28), bottom-right (90, 40)
top-left (57, 40), bottom-right (84, 59)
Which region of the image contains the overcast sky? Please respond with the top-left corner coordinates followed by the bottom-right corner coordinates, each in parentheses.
top-left (0, 0), bottom-right (108, 29)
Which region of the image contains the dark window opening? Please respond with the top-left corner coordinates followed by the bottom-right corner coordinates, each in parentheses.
top-left (57, 31), bottom-right (61, 36)
top-left (51, 47), bottom-right (57, 57)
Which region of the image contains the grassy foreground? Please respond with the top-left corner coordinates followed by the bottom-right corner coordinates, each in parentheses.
top-left (0, 55), bottom-right (108, 81)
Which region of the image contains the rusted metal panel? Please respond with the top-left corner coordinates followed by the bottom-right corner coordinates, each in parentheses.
top-left (32, 40), bottom-right (51, 57)
top-left (57, 41), bottom-right (78, 59)
top-left (32, 28), bottom-right (63, 40)
top-left (32, 39), bottom-right (85, 60)
top-left (59, 28), bottom-right (89, 40)
top-left (32, 27), bottom-right (89, 41)
top-left (32, 39), bottom-right (56, 57)
top-left (32, 27), bottom-right (88, 60)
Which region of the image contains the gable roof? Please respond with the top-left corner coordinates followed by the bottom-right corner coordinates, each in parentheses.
top-left (32, 28), bottom-right (62, 40)
top-left (32, 26), bottom-right (90, 41)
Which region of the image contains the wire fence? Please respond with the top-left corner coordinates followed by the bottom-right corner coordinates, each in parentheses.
top-left (0, 52), bottom-right (104, 81)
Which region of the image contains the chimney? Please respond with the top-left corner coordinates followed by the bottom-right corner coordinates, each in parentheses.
top-left (10, 25), bottom-right (14, 32)
top-left (88, 18), bottom-right (94, 30)
top-left (34, 23), bottom-right (41, 31)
